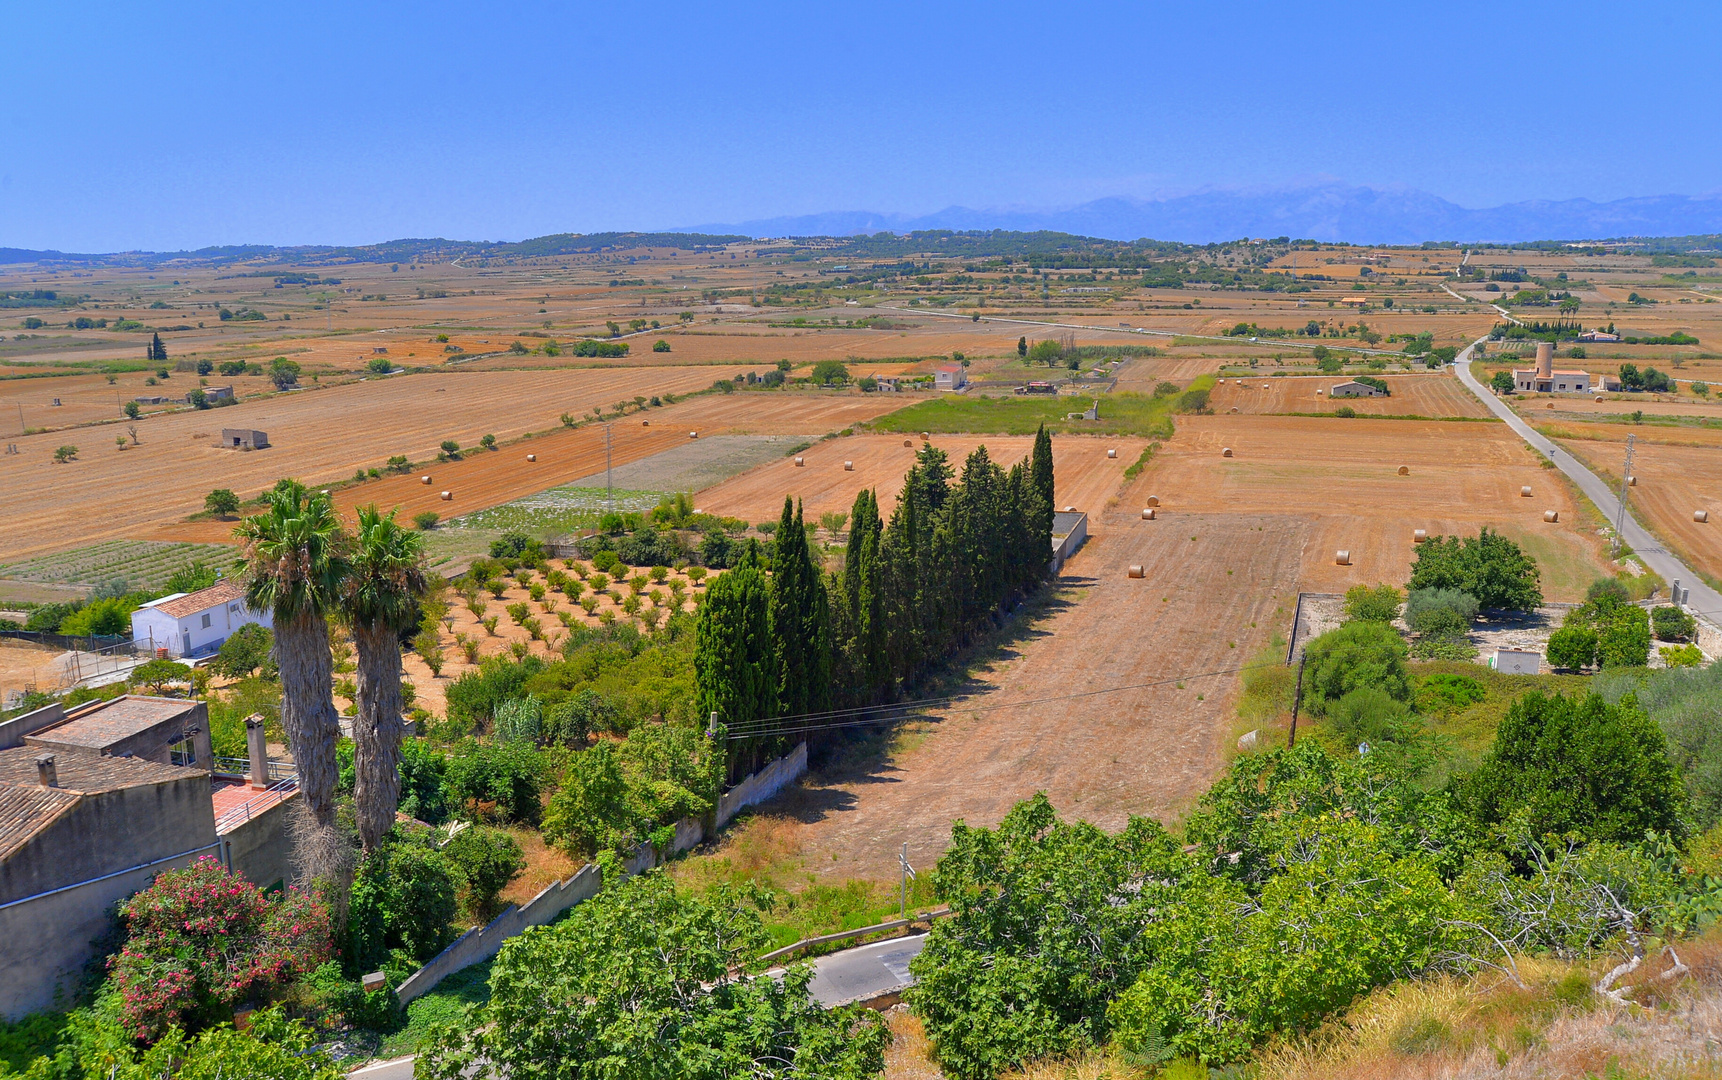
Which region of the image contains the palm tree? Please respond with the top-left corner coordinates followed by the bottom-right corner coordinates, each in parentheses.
top-left (343, 506), bottom-right (429, 851)
top-left (234, 481), bottom-right (349, 829)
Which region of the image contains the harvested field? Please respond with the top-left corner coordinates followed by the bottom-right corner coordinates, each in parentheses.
top-left (1535, 419), bottom-right (1722, 449)
top-left (1207, 373), bottom-right (1491, 418)
top-left (0, 370), bottom-right (285, 432)
top-left (1135, 416), bottom-right (1615, 601)
top-left (0, 372), bottom-right (904, 561)
top-left (1557, 436), bottom-right (1722, 588)
top-left (564, 434), bottom-right (806, 494)
top-left (695, 434), bottom-right (1152, 528)
top-left (759, 510), bottom-right (1304, 879)
top-left (1512, 394), bottom-right (1722, 420)
top-left (1112, 355), bottom-right (1228, 388)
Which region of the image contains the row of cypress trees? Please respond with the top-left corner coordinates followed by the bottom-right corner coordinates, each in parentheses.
top-left (695, 426), bottom-right (1056, 778)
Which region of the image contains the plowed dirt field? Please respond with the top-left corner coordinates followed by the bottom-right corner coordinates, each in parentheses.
top-left (1207, 373), bottom-right (1491, 418)
top-left (694, 434), bottom-right (1152, 526)
top-left (0, 374), bottom-right (907, 560)
top-left (759, 509), bottom-right (1305, 879)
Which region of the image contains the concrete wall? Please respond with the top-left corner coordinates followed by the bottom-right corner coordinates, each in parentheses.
top-left (0, 704), bottom-right (64, 750)
top-left (0, 774), bottom-right (218, 1019)
top-left (395, 742), bottom-right (809, 1005)
top-left (222, 792), bottom-right (297, 891)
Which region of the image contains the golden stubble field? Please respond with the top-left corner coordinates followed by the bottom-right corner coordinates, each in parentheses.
top-left (1135, 415), bottom-right (1616, 601)
top-left (0, 371), bottom-right (908, 560)
top-left (1552, 431), bottom-right (1722, 587)
top-left (1207, 373), bottom-right (1491, 418)
top-left (695, 433), bottom-right (1152, 528)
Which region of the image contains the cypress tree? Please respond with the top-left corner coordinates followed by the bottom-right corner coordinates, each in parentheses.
top-left (694, 544), bottom-right (772, 776)
top-left (770, 499), bottom-right (831, 720)
top-left (1030, 423), bottom-right (1055, 546)
top-left (856, 527), bottom-right (887, 700)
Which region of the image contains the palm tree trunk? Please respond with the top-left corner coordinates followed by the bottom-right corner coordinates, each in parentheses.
top-left (275, 609), bottom-right (341, 828)
top-left (352, 622), bottom-right (404, 852)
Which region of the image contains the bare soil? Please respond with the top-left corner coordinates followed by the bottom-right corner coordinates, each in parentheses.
top-left (755, 509), bottom-right (1304, 880)
top-left (1207, 373), bottom-right (1491, 418)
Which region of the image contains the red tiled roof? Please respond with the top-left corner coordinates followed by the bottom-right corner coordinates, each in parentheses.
top-left (152, 579), bottom-right (246, 620)
top-left (0, 746), bottom-right (202, 793)
top-left (27, 696), bottom-right (199, 751)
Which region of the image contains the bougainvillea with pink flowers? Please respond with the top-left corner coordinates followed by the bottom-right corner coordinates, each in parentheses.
top-left (109, 856), bottom-right (332, 1041)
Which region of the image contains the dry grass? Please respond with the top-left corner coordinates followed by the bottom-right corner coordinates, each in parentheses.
top-left (496, 824), bottom-right (582, 910)
top-left (883, 1007), bottom-right (946, 1080)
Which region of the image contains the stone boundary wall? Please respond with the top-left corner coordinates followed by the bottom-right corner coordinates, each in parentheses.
top-left (396, 741), bottom-right (807, 1005)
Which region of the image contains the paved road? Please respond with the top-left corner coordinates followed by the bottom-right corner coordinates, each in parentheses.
top-left (345, 933), bottom-right (930, 1079)
top-left (1454, 341), bottom-right (1722, 622)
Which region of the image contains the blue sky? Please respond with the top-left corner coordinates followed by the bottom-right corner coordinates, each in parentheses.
top-left (4, 0), bottom-right (1717, 251)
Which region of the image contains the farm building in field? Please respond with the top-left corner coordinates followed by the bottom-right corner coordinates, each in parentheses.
top-left (1514, 342), bottom-right (1596, 394)
top-left (189, 386), bottom-right (234, 404)
top-left (1016, 381), bottom-right (1058, 395)
top-left (130, 579), bottom-right (270, 659)
top-left (1578, 330), bottom-right (1620, 343)
top-left (220, 428), bottom-right (268, 449)
top-left (1330, 380), bottom-right (1387, 398)
top-left (933, 364), bottom-right (968, 391)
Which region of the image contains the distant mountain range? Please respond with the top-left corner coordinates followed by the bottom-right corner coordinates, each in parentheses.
top-left (675, 183), bottom-right (1722, 246)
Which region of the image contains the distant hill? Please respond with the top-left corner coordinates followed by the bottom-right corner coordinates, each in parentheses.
top-left (676, 183), bottom-right (1722, 246)
top-left (0, 232), bottom-right (749, 268)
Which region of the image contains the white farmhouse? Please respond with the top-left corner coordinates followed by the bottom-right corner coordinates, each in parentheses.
top-left (933, 363), bottom-right (968, 391)
top-left (130, 580), bottom-right (271, 659)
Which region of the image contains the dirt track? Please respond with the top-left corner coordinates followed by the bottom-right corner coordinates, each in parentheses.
top-left (763, 508), bottom-right (1304, 879)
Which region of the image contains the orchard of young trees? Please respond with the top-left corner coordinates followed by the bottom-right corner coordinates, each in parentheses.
top-left (696, 428), bottom-right (1056, 777)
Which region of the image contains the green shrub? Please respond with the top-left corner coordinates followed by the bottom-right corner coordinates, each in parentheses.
top-left (1342, 583), bottom-right (1402, 622)
top-left (444, 739), bottom-right (544, 825)
top-left (1415, 672), bottom-right (1485, 714)
top-left (1597, 662), bottom-right (1722, 828)
top-left (1597, 605), bottom-right (1651, 668)
top-left (1652, 605), bottom-right (1698, 642)
top-left (1300, 621), bottom-right (1411, 715)
top-left (1327, 687), bottom-right (1417, 750)
top-left (442, 825), bottom-right (526, 921)
top-left (347, 843), bottom-right (458, 973)
top-left (214, 622), bottom-right (274, 678)
top-left (1408, 528), bottom-right (1541, 611)
top-left (1456, 690), bottom-right (1688, 845)
top-left (1404, 587), bottom-right (1479, 632)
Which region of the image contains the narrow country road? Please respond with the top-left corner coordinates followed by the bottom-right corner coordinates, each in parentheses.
top-left (1454, 340), bottom-right (1722, 621)
top-left (344, 933), bottom-right (929, 1079)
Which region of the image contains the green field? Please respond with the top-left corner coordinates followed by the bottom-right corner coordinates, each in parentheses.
top-left (869, 387), bottom-right (1194, 437)
top-left (0, 541), bottom-right (234, 593)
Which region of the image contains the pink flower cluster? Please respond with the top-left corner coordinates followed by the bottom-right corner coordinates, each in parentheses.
top-left (110, 857), bottom-right (333, 1041)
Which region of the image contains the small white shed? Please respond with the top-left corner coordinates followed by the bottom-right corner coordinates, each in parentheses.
top-left (130, 580), bottom-right (271, 659)
top-left (1489, 648), bottom-right (1541, 675)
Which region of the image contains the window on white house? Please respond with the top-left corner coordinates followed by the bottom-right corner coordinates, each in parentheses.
top-left (201, 613), bottom-right (212, 628)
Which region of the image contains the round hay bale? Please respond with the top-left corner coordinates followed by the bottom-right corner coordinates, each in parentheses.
top-left (1315, 388), bottom-right (1324, 396)
top-left (526, 454), bottom-right (537, 462)
top-left (843, 461), bottom-right (854, 471)
top-left (921, 431), bottom-right (930, 440)
top-left (1520, 486), bottom-right (1533, 497)
top-left (1397, 465), bottom-right (1410, 476)
top-left (1064, 505), bottom-right (1078, 512)
top-left (794, 456), bottom-right (804, 467)
top-left (1413, 528), bottom-right (1427, 543)
top-left (689, 431), bottom-right (699, 439)
top-left (1228, 406), bottom-right (1239, 414)
top-left (1696, 509), bottom-right (1710, 523)
top-left (1595, 395), bottom-right (1605, 403)
top-left (903, 440), bottom-right (913, 448)
top-left (440, 490), bottom-right (452, 501)
top-left (420, 475), bottom-right (432, 484)
top-left (1127, 565), bottom-right (1145, 579)
top-left (1141, 507), bottom-right (1156, 520)
top-left (1146, 495), bottom-right (1160, 507)
top-left (1107, 448), bottom-right (1117, 458)
top-left (1547, 402), bottom-right (1556, 410)
top-left (1335, 549), bottom-right (1352, 566)
top-left (1221, 447), bottom-right (1233, 458)
top-left (642, 420), bottom-right (650, 426)
top-left (1543, 510), bottom-right (1559, 523)
top-left (1627, 475), bottom-right (1637, 487)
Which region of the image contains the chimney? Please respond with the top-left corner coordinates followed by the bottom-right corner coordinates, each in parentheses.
top-left (245, 714), bottom-right (269, 789)
top-left (36, 754), bottom-right (57, 789)
top-left (1536, 341), bottom-right (1553, 379)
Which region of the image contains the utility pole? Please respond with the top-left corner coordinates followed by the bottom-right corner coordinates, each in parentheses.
top-left (1613, 433), bottom-right (1636, 556)
top-left (1287, 653), bottom-right (1307, 748)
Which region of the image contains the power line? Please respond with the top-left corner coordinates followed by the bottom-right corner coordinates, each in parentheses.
top-left (721, 660), bottom-right (1284, 741)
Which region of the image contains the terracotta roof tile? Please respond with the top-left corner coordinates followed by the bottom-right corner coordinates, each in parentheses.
top-left (0, 746), bottom-right (202, 794)
top-left (0, 785), bottom-right (81, 861)
top-left (152, 580), bottom-right (246, 620)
